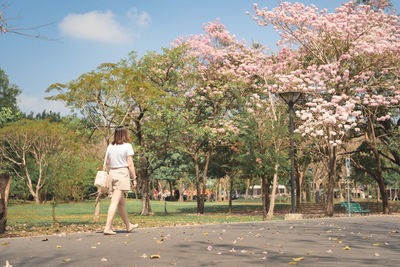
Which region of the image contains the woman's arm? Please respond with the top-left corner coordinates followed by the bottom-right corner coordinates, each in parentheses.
top-left (127, 155), bottom-right (137, 188)
top-left (105, 157), bottom-right (110, 169)
top-left (105, 153), bottom-right (110, 189)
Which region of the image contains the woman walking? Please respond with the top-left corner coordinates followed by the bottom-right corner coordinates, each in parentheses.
top-left (104, 126), bottom-right (138, 235)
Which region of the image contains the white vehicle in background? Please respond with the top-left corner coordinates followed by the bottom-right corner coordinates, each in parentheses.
top-left (250, 184), bottom-right (288, 198)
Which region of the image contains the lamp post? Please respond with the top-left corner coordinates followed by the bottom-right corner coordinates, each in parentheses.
top-left (279, 91), bottom-right (302, 214)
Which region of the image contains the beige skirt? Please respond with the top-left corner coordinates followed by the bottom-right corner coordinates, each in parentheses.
top-left (109, 167), bottom-right (131, 192)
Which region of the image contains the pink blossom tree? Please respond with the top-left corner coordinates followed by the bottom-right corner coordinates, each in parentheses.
top-left (251, 0), bottom-right (400, 215)
top-left (173, 20), bottom-right (261, 213)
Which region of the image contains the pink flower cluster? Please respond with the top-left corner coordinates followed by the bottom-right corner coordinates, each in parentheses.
top-left (173, 19), bottom-right (265, 100)
top-left (295, 95), bottom-right (360, 146)
top-left (249, 0), bottom-right (400, 144)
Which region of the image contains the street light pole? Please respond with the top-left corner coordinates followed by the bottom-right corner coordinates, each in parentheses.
top-left (279, 91), bottom-right (302, 215)
top-left (288, 100), bottom-right (296, 214)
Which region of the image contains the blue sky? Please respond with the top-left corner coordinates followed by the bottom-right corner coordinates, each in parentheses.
top-left (1, 0), bottom-right (399, 115)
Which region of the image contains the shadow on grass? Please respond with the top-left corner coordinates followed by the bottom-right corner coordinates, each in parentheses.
top-left (159, 202), bottom-right (291, 216)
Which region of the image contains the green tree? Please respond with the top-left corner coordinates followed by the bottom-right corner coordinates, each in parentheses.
top-left (47, 49), bottom-right (183, 216)
top-left (0, 68), bottom-right (21, 111)
top-left (0, 107), bottom-right (20, 125)
top-left (0, 67), bottom-right (21, 234)
top-left (129, 47), bottom-right (186, 214)
top-left (237, 94), bottom-right (288, 220)
top-left (0, 119), bottom-right (67, 203)
top-left (47, 57), bottom-right (154, 218)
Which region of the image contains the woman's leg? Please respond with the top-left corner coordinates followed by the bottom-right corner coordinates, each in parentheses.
top-left (117, 192), bottom-right (130, 228)
top-left (104, 189), bottom-right (123, 231)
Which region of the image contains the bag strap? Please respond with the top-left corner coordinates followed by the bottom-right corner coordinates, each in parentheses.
top-left (103, 146), bottom-right (109, 170)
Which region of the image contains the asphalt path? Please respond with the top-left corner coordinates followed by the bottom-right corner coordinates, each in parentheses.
top-left (1, 215), bottom-right (399, 267)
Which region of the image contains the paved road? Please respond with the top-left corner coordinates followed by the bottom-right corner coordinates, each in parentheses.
top-left (1, 215), bottom-right (399, 267)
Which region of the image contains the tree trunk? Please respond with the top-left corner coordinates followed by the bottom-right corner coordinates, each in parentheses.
top-left (377, 176), bottom-right (389, 214)
top-left (372, 150), bottom-right (389, 213)
top-left (0, 174), bottom-right (11, 233)
top-left (194, 153), bottom-right (203, 214)
top-left (245, 178), bottom-right (250, 200)
top-left (326, 143), bottom-right (337, 217)
top-left (178, 177), bottom-right (184, 202)
top-left (150, 179), bottom-right (155, 200)
top-left (261, 176), bottom-right (267, 221)
top-left (217, 178), bottom-right (222, 202)
top-left (367, 112), bottom-right (389, 214)
top-left (23, 164), bottom-right (40, 204)
top-left (140, 176), bottom-right (152, 215)
top-left (295, 164), bottom-right (301, 212)
top-left (338, 181), bottom-right (344, 201)
top-left (224, 177), bottom-right (229, 201)
top-left (376, 183), bottom-right (380, 201)
top-left (33, 194), bottom-right (40, 204)
top-left (251, 180), bottom-right (256, 199)
top-left (261, 176), bottom-right (271, 221)
top-left (134, 186), bottom-right (139, 200)
top-left (52, 196), bottom-right (59, 224)
top-left (93, 188), bottom-right (102, 222)
top-left (301, 170), bottom-right (307, 202)
top-left (228, 175), bottom-right (233, 213)
top-left (201, 151), bottom-right (211, 214)
top-left (140, 156), bottom-right (153, 215)
top-left (267, 163), bottom-right (279, 219)
top-left (158, 181), bottom-right (164, 201)
top-left (194, 153), bottom-right (202, 213)
top-left (188, 184), bottom-right (194, 201)
top-left (168, 180), bottom-right (173, 199)
top-left (311, 172), bottom-right (316, 203)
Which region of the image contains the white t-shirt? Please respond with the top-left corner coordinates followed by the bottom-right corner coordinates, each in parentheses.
top-left (106, 143), bottom-right (134, 169)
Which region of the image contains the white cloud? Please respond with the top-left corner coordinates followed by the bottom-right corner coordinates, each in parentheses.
top-left (127, 8), bottom-right (151, 28)
top-left (59, 10), bottom-right (133, 44)
top-left (17, 94), bottom-right (72, 116)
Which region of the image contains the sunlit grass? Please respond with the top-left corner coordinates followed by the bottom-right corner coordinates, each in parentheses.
top-left (6, 199), bottom-right (284, 227)
top-left (4, 198), bottom-right (399, 238)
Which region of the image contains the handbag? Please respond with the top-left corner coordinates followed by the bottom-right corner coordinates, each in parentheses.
top-left (94, 170), bottom-right (108, 188)
top-left (94, 149), bottom-right (108, 189)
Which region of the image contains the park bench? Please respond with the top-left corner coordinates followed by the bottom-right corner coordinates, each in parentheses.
top-left (340, 202), bottom-right (370, 215)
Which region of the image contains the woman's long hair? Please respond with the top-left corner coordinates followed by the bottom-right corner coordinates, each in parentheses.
top-left (112, 126), bottom-right (131, 145)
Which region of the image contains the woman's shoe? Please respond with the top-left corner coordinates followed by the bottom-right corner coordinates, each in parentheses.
top-left (127, 223), bottom-right (139, 232)
top-left (104, 229), bottom-right (116, 235)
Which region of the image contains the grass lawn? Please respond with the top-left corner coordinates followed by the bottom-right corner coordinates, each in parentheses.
top-left (2, 199), bottom-right (283, 238)
top-left (2, 198), bottom-right (399, 238)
